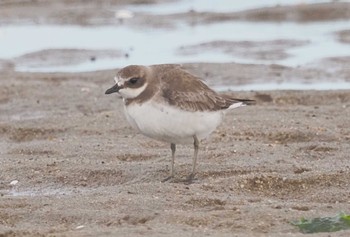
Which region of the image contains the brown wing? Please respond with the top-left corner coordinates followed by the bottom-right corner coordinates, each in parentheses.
top-left (159, 67), bottom-right (242, 112)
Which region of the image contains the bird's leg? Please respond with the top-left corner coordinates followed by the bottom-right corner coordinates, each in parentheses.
top-left (170, 143), bottom-right (176, 177)
top-left (185, 135), bottom-right (199, 183)
top-left (192, 135), bottom-right (199, 176)
top-left (162, 143), bottom-right (176, 182)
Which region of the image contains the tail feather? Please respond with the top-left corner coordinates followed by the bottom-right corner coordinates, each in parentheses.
top-left (224, 97), bottom-right (255, 110)
top-left (228, 102), bottom-right (245, 109)
top-left (231, 98), bottom-right (256, 105)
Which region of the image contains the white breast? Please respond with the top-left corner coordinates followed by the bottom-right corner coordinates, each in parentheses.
top-left (124, 100), bottom-right (224, 144)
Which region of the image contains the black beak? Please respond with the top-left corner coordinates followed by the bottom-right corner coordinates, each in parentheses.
top-left (105, 84), bottom-right (122, 94)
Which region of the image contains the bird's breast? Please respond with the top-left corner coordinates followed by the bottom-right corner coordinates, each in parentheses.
top-left (124, 100), bottom-right (223, 144)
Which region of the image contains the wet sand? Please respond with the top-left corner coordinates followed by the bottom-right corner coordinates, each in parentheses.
top-left (1, 1), bottom-right (350, 236)
top-left (1, 65), bottom-right (350, 237)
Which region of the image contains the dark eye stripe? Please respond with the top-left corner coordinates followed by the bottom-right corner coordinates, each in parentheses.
top-left (129, 78), bottom-right (139, 84)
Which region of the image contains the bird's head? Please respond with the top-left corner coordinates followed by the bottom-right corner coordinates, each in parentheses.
top-left (105, 65), bottom-right (149, 99)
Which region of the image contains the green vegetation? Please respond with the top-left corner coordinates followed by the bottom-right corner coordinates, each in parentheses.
top-left (292, 213), bottom-right (350, 233)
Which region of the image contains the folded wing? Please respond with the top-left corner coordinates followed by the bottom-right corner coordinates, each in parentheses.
top-left (160, 67), bottom-right (254, 112)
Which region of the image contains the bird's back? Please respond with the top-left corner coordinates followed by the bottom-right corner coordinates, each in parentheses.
top-left (153, 65), bottom-right (253, 112)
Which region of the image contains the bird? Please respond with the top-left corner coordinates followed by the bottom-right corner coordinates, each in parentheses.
top-left (105, 64), bottom-right (254, 183)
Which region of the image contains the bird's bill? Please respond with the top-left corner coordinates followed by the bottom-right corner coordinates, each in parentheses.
top-left (105, 84), bottom-right (122, 94)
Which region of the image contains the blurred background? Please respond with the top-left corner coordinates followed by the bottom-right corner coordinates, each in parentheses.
top-left (1, 0), bottom-right (350, 89)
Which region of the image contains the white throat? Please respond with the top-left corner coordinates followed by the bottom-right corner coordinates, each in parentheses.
top-left (118, 82), bottom-right (148, 99)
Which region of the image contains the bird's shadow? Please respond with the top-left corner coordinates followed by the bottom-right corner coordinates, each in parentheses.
top-left (161, 175), bottom-right (198, 185)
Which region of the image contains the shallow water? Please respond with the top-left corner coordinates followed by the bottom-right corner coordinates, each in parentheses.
top-left (125, 0), bottom-right (339, 14)
top-left (1, 1), bottom-right (350, 90)
top-left (1, 20), bottom-right (350, 73)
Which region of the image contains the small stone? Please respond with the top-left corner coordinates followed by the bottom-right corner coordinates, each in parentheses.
top-left (81, 87), bottom-right (90, 92)
top-left (10, 180), bottom-right (19, 186)
top-left (115, 10), bottom-right (134, 20)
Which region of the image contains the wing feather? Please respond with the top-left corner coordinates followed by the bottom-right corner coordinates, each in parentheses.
top-left (159, 67), bottom-right (249, 112)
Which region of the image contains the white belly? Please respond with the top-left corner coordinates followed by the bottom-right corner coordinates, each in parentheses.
top-left (124, 101), bottom-right (224, 144)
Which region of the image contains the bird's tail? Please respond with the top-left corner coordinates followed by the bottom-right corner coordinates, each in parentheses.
top-left (227, 98), bottom-right (256, 110)
top-left (232, 98), bottom-right (256, 105)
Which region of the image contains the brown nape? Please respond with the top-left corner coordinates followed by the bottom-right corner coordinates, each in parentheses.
top-left (124, 67), bottom-right (158, 106)
top-left (123, 65), bottom-right (180, 106)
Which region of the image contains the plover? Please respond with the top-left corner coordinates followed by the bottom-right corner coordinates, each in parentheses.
top-left (105, 64), bottom-right (254, 182)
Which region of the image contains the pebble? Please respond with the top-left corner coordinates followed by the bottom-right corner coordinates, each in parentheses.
top-left (115, 10), bottom-right (134, 20)
top-left (81, 87), bottom-right (90, 92)
top-left (10, 180), bottom-right (18, 186)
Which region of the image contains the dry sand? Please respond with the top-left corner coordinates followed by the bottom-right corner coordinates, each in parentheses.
top-left (1, 1), bottom-right (350, 236)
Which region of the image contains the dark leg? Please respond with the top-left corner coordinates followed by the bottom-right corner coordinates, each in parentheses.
top-left (185, 135), bottom-right (199, 183)
top-left (170, 143), bottom-right (176, 177)
top-left (162, 143), bottom-right (176, 182)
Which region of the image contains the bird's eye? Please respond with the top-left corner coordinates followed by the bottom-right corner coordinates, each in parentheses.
top-left (129, 78), bottom-right (139, 84)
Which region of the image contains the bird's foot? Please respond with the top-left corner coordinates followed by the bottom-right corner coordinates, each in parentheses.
top-left (161, 175), bottom-right (174, 183)
top-left (161, 174), bottom-right (197, 184)
top-left (184, 173), bottom-right (197, 185)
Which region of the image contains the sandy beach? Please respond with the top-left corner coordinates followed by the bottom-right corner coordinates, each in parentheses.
top-left (1, 1), bottom-right (350, 236)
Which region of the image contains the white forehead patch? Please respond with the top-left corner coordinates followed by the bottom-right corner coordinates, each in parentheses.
top-left (114, 76), bottom-right (125, 87)
top-left (118, 82), bottom-right (148, 99)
